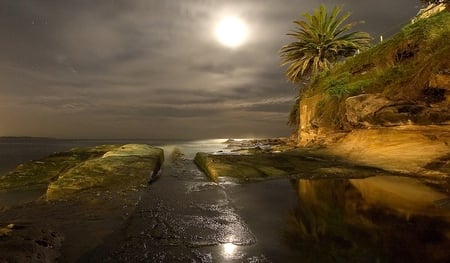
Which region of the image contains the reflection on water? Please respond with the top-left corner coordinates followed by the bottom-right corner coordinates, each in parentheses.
top-left (222, 242), bottom-right (239, 259)
top-left (285, 176), bottom-right (450, 263)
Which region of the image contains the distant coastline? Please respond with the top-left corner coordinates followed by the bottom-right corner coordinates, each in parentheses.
top-left (0, 136), bottom-right (57, 140)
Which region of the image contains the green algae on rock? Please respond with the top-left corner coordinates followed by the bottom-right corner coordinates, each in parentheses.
top-left (194, 149), bottom-right (388, 183)
top-left (0, 145), bottom-right (116, 191)
top-left (46, 144), bottom-right (163, 200)
top-left (194, 152), bottom-right (288, 183)
top-left (0, 144), bottom-right (163, 201)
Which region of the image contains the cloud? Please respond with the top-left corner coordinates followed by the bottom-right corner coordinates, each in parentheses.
top-left (0, 0), bottom-right (419, 138)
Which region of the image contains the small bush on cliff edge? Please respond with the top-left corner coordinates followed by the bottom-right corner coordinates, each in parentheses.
top-left (306, 10), bottom-right (450, 129)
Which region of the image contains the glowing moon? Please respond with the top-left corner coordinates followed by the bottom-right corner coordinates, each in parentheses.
top-left (215, 16), bottom-right (248, 48)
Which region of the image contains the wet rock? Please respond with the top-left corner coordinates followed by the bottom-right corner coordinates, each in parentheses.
top-left (0, 224), bottom-right (13, 237)
top-left (169, 147), bottom-right (185, 164)
top-left (0, 224), bottom-right (64, 263)
top-left (46, 144), bottom-right (163, 200)
top-left (84, 160), bottom-right (259, 263)
top-left (0, 146), bottom-right (113, 191)
top-left (194, 153), bottom-right (286, 183)
top-left (0, 144), bottom-right (163, 201)
top-left (150, 222), bottom-right (168, 239)
top-left (225, 138), bottom-right (294, 154)
top-left (194, 149), bottom-right (388, 183)
top-left (0, 144), bottom-right (163, 198)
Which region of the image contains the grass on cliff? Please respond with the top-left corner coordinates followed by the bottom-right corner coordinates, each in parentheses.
top-left (302, 10), bottom-right (450, 129)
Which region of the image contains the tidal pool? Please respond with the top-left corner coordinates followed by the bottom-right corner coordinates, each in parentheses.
top-left (225, 175), bottom-right (450, 263)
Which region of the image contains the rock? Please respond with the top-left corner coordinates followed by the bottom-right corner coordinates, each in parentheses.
top-left (194, 150), bottom-right (388, 183)
top-left (0, 145), bottom-right (118, 191)
top-left (430, 74), bottom-right (450, 90)
top-left (326, 126), bottom-right (450, 175)
top-left (294, 12), bottom-right (450, 178)
top-left (194, 152), bottom-right (278, 182)
top-left (0, 226), bottom-right (12, 237)
top-left (345, 94), bottom-right (450, 126)
top-left (345, 94), bottom-right (397, 126)
top-left (0, 144), bottom-right (164, 201)
top-left (169, 147), bottom-right (185, 163)
top-left (413, 2), bottom-right (448, 22)
top-left (224, 138), bottom-right (294, 154)
top-left (0, 224), bottom-right (64, 263)
top-left (46, 144), bottom-right (163, 200)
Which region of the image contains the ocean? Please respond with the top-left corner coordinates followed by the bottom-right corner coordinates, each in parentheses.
top-left (0, 137), bottom-right (229, 175)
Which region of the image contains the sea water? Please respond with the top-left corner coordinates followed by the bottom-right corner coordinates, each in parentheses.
top-left (0, 137), bottom-right (229, 174)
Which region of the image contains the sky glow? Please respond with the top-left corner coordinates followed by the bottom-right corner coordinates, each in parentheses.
top-left (215, 16), bottom-right (248, 48)
top-left (0, 0), bottom-right (419, 139)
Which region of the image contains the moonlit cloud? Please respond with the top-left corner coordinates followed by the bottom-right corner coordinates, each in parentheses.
top-left (0, 0), bottom-right (419, 139)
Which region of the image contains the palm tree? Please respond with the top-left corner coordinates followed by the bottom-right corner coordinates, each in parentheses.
top-left (421, 0), bottom-right (448, 4)
top-left (280, 5), bottom-right (372, 84)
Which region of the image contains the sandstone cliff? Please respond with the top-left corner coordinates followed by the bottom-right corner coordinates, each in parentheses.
top-left (297, 10), bottom-right (450, 176)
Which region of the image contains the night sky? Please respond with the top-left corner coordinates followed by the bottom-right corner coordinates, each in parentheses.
top-left (0, 0), bottom-right (419, 139)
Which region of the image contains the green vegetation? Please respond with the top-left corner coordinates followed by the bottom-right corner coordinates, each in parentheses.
top-left (280, 5), bottom-right (371, 83)
top-left (194, 150), bottom-right (384, 183)
top-left (0, 144), bottom-right (164, 201)
top-left (304, 10), bottom-right (450, 129)
top-left (421, 0), bottom-right (449, 4)
top-left (0, 145), bottom-right (116, 190)
top-left (280, 5), bottom-right (371, 127)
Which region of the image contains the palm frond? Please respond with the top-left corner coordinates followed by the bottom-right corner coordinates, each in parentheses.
top-left (279, 4), bottom-right (372, 84)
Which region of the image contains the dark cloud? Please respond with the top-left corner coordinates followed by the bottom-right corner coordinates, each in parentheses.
top-left (0, 0), bottom-right (419, 139)
top-left (242, 101), bottom-right (293, 113)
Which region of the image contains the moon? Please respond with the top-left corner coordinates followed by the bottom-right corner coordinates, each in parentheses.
top-left (215, 16), bottom-right (248, 48)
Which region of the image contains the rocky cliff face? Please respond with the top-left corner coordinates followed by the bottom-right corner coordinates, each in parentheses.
top-left (297, 10), bottom-right (450, 176)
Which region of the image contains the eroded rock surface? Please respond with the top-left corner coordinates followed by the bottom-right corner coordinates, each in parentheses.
top-left (0, 144), bottom-right (163, 201)
top-left (327, 126), bottom-right (450, 176)
top-left (295, 11), bottom-right (450, 177)
top-left (0, 144), bottom-right (163, 262)
top-left (82, 160), bottom-right (269, 263)
top-left (345, 92), bottom-right (450, 127)
top-left (46, 144), bottom-right (163, 200)
top-left (194, 149), bottom-right (389, 183)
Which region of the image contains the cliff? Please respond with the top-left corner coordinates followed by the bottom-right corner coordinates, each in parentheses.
top-left (297, 10), bottom-right (450, 176)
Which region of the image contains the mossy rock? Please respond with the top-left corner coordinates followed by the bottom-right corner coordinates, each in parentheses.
top-left (194, 149), bottom-right (387, 183)
top-left (46, 144), bottom-right (163, 200)
top-left (0, 144), bottom-right (164, 201)
top-left (0, 146), bottom-right (115, 191)
top-left (194, 152), bottom-right (288, 182)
